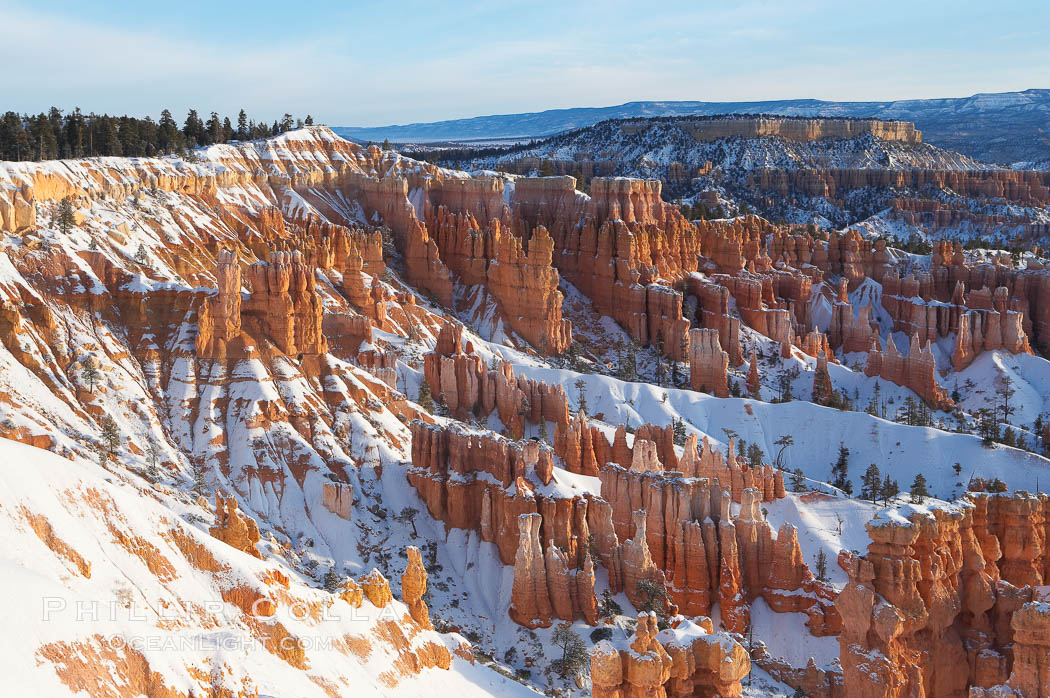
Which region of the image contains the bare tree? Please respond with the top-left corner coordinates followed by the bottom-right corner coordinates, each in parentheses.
top-left (395, 507), bottom-right (420, 537)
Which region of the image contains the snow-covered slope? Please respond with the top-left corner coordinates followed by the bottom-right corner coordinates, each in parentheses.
top-left (335, 89), bottom-right (1050, 163)
top-left (0, 438), bottom-right (535, 697)
top-left (475, 120), bottom-right (985, 175)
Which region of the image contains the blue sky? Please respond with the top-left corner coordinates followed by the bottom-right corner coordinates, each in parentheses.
top-left (2, 0), bottom-right (1047, 126)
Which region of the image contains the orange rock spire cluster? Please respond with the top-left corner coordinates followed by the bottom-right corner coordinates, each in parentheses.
top-left (9, 126), bottom-right (1050, 697)
top-left (864, 334), bottom-right (954, 411)
top-left (408, 421), bottom-right (580, 564)
top-left (168, 139), bottom-right (1050, 419)
top-left (597, 469), bottom-right (828, 635)
top-left (427, 206), bottom-right (572, 352)
top-left (590, 613), bottom-right (751, 698)
top-left (508, 513), bottom-right (598, 628)
top-left (242, 250), bottom-right (327, 356)
top-left (209, 492), bottom-right (262, 559)
top-left (407, 417), bottom-right (816, 637)
top-left (836, 492), bottom-right (1050, 696)
top-left (422, 322), bottom-right (569, 438)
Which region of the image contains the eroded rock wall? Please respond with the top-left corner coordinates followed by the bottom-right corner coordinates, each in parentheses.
top-left (837, 492), bottom-right (1049, 698)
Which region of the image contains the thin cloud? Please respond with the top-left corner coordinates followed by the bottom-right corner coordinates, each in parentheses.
top-left (2, 0), bottom-right (1048, 126)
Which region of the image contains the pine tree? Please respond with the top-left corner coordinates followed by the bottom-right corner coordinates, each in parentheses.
top-left (778, 369), bottom-right (794, 402)
top-left (774, 435), bottom-right (794, 469)
top-left (139, 115), bottom-right (158, 156)
top-left (551, 622), bottom-right (588, 678)
top-left (81, 357), bottom-right (101, 393)
top-left (237, 109), bottom-right (248, 140)
top-left (812, 364), bottom-right (831, 405)
top-left (814, 549), bottom-right (828, 582)
top-left (987, 477), bottom-right (1008, 493)
top-left (598, 589), bottom-right (623, 618)
top-left (158, 109), bottom-right (180, 153)
top-left (417, 381), bottom-right (435, 412)
top-left (143, 438), bottom-right (162, 480)
top-left (48, 107), bottom-right (66, 157)
top-left (997, 375), bottom-right (1016, 425)
top-left (636, 577), bottom-right (668, 616)
top-left (862, 463), bottom-right (881, 503)
top-left (28, 113), bottom-right (58, 160)
top-left (97, 116), bottom-right (122, 156)
top-left (0, 112), bottom-right (30, 160)
top-left (791, 468), bottom-right (806, 492)
top-left (323, 568), bottom-right (341, 593)
top-left (746, 442), bottom-right (765, 469)
top-left (672, 417), bottom-right (686, 445)
top-left (99, 415), bottom-right (120, 456)
top-left (183, 109), bottom-right (205, 147)
top-left (881, 474), bottom-right (900, 505)
top-left (53, 197), bottom-right (75, 234)
top-left (910, 473), bottom-right (930, 504)
top-left (831, 442), bottom-right (850, 491)
top-left (117, 115), bottom-right (142, 155)
top-left (395, 507), bottom-right (419, 537)
top-left (616, 340), bottom-right (638, 381)
top-left (1002, 426), bottom-right (1017, 447)
top-left (193, 463), bottom-right (207, 495)
top-left (134, 243), bottom-right (150, 267)
top-left (206, 112), bottom-right (222, 145)
top-left (65, 108), bottom-right (85, 157)
top-left (978, 408), bottom-right (1000, 445)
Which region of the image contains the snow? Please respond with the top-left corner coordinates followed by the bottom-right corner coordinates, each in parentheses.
top-left (0, 438), bottom-right (537, 697)
top-left (749, 598), bottom-right (839, 668)
top-left (497, 359), bottom-right (1050, 498)
top-left (765, 494), bottom-right (878, 587)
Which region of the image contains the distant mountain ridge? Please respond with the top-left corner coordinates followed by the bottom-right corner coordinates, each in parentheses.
top-left (334, 89), bottom-right (1050, 164)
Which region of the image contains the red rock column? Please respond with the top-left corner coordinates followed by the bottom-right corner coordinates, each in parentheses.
top-left (689, 328), bottom-right (729, 398)
top-left (401, 546), bottom-right (432, 628)
top-left (509, 513), bottom-right (554, 628)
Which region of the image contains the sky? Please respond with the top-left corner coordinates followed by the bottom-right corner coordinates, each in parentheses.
top-left (2, 0), bottom-right (1048, 127)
